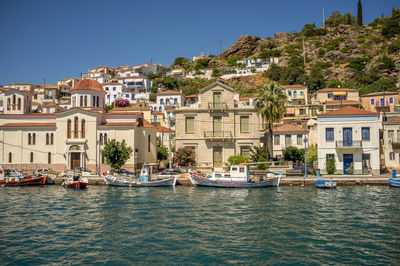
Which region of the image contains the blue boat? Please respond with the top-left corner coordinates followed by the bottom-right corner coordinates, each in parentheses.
top-left (314, 179), bottom-right (337, 189)
top-left (388, 178), bottom-right (400, 187)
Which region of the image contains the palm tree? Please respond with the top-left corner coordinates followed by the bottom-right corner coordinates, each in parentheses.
top-left (255, 82), bottom-right (287, 159)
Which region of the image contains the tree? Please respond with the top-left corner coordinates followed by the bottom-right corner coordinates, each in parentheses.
top-left (250, 146), bottom-right (269, 170)
top-left (162, 77), bottom-right (179, 90)
top-left (227, 155), bottom-right (247, 169)
top-left (283, 146), bottom-right (305, 162)
top-left (326, 156), bottom-right (336, 175)
top-left (382, 8), bottom-right (400, 38)
top-left (172, 57), bottom-right (192, 70)
top-left (306, 145), bottom-right (318, 165)
top-left (263, 63), bottom-right (283, 81)
top-left (157, 146), bottom-right (168, 162)
top-left (173, 147), bottom-right (196, 166)
top-left (255, 82), bottom-right (287, 159)
top-left (357, 0), bottom-right (363, 26)
top-left (102, 139), bottom-right (133, 170)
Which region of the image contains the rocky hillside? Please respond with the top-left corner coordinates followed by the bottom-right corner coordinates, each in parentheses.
top-left (215, 10), bottom-right (400, 93)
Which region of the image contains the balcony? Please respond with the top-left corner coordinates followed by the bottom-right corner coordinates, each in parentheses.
top-left (66, 138), bottom-right (87, 145)
top-left (389, 138), bottom-right (400, 149)
top-left (204, 131), bottom-right (233, 141)
top-left (208, 102), bottom-right (228, 112)
top-left (335, 140), bottom-right (362, 149)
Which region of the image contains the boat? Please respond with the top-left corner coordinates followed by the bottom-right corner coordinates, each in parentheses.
top-left (314, 179), bottom-right (337, 189)
top-left (388, 178), bottom-right (400, 187)
top-left (62, 173), bottom-right (88, 189)
top-left (104, 167), bottom-right (177, 187)
top-left (189, 164), bottom-right (282, 188)
top-left (0, 167), bottom-right (46, 186)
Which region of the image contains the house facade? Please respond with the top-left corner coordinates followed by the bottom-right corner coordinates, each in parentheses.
top-left (268, 124), bottom-right (308, 159)
top-left (317, 106), bottom-right (380, 175)
top-left (175, 82), bottom-right (262, 171)
top-left (360, 91), bottom-right (400, 114)
top-left (383, 116), bottom-right (400, 169)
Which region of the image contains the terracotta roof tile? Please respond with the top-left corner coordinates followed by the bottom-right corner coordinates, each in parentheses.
top-left (157, 126), bottom-right (174, 132)
top-left (71, 79), bottom-right (106, 93)
top-left (1, 123), bottom-right (56, 127)
top-left (318, 106), bottom-right (378, 117)
top-left (99, 122), bottom-right (139, 127)
top-left (156, 90), bottom-right (185, 96)
top-left (239, 96), bottom-right (249, 101)
top-left (325, 100), bottom-right (361, 105)
top-left (142, 119), bottom-right (154, 128)
top-left (360, 91), bottom-right (400, 97)
top-left (265, 124), bottom-right (307, 133)
top-left (185, 94), bottom-right (198, 98)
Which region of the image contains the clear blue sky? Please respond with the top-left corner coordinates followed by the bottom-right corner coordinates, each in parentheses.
top-left (0, 0), bottom-right (398, 85)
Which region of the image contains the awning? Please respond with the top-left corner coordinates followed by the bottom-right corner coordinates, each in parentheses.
top-left (333, 91), bottom-right (347, 96)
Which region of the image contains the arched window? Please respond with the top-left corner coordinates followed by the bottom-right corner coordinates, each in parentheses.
top-left (8, 152), bottom-right (12, 163)
top-left (7, 98), bottom-right (10, 110)
top-left (104, 133), bottom-right (108, 143)
top-left (46, 133), bottom-right (49, 145)
top-left (67, 119), bottom-right (72, 138)
top-left (17, 98), bottom-right (21, 110)
top-left (81, 119), bottom-right (86, 138)
top-left (92, 96), bottom-right (96, 107)
top-left (51, 133), bottom-right (54, 145)
top-left (28, 133), bottom-right (31, 145)
top-left (96, 96), bottom-right (99, 107)
top-left (48, 152), bottom-right (51, 164)
top-left (32, 133), bottom-right (36, 145)
top-left (80, 95), bottom-right (83, 106)
top-left (148, 135), bottom-right (151, 152)
top-left (84, 96), bottom-right (87, 107)
top-left (74, 117), bottom-right (79, 138)
top-left (30, 152), bottom-right (34, 163)
top-left (99, 133), bottom-right (103, 145)
top-left (12, 95), bottom-right (16, 110)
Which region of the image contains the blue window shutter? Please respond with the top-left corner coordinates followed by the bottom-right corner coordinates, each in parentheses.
top-left (371, 99), bottom-right (375, 105)
top-left (390, 97), bottom-right (394, 104)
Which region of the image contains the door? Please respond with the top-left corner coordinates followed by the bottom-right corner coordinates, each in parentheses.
top-left (343, 128), bottom-right (353, 146)
top-left (362, 154), bottom-right (370, 174)
top-left (213, 116), bottom-right (222, 137)
top-left (343, 154), bottom-right (353, 175)
top-left (293, 91), bottom-right (297, 99)
top-left (71, 153), bottom-right (80, 170)
top-left (213, 91), bottom-right (221, 109)
top-left (213, 146), bottom-right (222, 168)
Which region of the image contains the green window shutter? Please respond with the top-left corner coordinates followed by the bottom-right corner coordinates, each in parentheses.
top-left (186, 117), bottom-right (194, 134)
top-left (240, 146), bottom-right (251, 159)
top-left (240, 116), bottom-right (249, 133)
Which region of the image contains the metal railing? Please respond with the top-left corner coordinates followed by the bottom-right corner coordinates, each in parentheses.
top-left (208, 102), bottom-right (228, 112)
top-left (335, 140), bottom-right (362, 148)
top-left (204, 131), bottom-right (233, 141)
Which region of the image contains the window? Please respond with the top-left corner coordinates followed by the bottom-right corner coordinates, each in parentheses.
top-left (97, 96), bottom-right (99, 107)
top-left (113, 95), bottom-right (117, 99)
top-left (46, 133), bottom-right (49, 145)
top-left (274, 135), bottom-right (280, 145)
top-left (30, 152), bottom-right (34, 163)
top-left (314, 94), bottom-right (317, 100)
top-left (74, 117), bottom-right (79, 138)
top-left (160, 99), bottom-right (164, 105)
top-left (67, 119), bottom-right (71, 138)
top-left (362, 127), bottom-right (370, 141)
top-left (297, 134), bottom-right (303, 145)
top-left (154, 115), bottom-right (157, 122)
top-left (371, 99), bottom-right (375, 105)
top-left (99, 133), bottom-right (103, 145)
top-left (285, 135), bottom-right (292, 146)
top-left (104, 133), bottom-right (108, 143)
top-left (46, 108), bottom-right (50, 113)
top-left (328, 92), bottom-right (333, 98)
top-left (126, 94), bottom-right (129, 98)
top-left (105, 87), bottom-right (109, 91)
top-left (84, 96), bottom-right (87, 106)
top-left (12, 95), bottom-right (16, 110)
top-left (300, 91), bottom-right (304, 96)
top-left (240, 146), bottom-right (251, 159)
top-left (7, 98), bottom-right (10, 110)
top-left (148, 135), bottom-right (151, 152)
top-left (390, 97), bottom-right (394, 104)
top-left (81, 119), bottom-right (86, 138)
top-left (185, 117), bottom-right (194, 134)
top-left (8, 152), bottom-right (12, 163)
top-left (174, 98), bottom-right (177, 104)
top-left (80, 95), bottom-right (83, 106)
top-left (113, 87), bottom-right (116, 91)
top-left (28, 133), bottom-right (31, 145)
top-left (51, 133), bottom-right (54, 145)
top-left (32, 133), bottom-right (36, 145)
top-left (107, 95), bottom-right (110, 99)
top-left (388, 130), bottom-right (394, 139)
top-left (390, 152), bottom-right (395, 161)
top-left (240, 116), bottom-right (249, 133)
top-left (17, 98), bottom-right (21, 110)
top-left (93, 96), bottom-right (96, 107)
top-left (299, 109), bottom-right (305, 115)
top-left (48, 152), bottom-right (51, 164)
top-left (326, 128), bottom-right (334, 142)
top-left (380, 98), bottom-right (384, 106)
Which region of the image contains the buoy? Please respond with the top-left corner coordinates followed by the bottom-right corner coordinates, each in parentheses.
top-left (366, 184), bottom-right (370, 188)
top-left (289, 183), bottom-right (293, 187)
top-left (301, 183), bottom-right (304, 187)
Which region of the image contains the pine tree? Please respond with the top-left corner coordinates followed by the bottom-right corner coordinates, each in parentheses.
top-left (357, 0), bottom-right (363, 26)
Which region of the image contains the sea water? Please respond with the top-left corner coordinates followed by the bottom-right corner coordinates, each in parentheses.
top-left (0, 186), bottom-right (399, 265)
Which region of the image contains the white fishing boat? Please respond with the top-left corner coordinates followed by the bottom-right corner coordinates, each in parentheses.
top-left (189, 163), bottom-right (282, 188)
top-left (104, 167), bottom-right (177, 187)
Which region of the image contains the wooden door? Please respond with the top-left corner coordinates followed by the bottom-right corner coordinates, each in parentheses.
top-left (71, 153), bottom-right (80, 170)
top-left (213, 146), bottom-right (222, 168)
top-left (213, 92), bottom-right (221, 108)
top-left (213, 116), bottom-right (222, 137)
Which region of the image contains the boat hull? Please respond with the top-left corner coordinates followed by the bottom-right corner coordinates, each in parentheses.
top-left (63, 179), bottom-right (88, 189)
top-left (388, 178), bottom-right (400, 187)
top-left (104, 175), bottom-right (177, 187)
top-left (0, 176), bottom-right (46, 186)
top-left (189, 173), bottom-right (281, 188)
top-left (314, 179), bottom-right (337, 189)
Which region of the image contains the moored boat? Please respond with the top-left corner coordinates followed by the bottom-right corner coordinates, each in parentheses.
top-left (104, 167), bottom-right (177, 187)
top-left (388, 178), bottom-right (400, 187)
top-left (62, 174), bottom-right (88, 189)
top-left (0, 167), bottom-right (46, 186)
top-left (189, 164), bottom-right (282, 188)
top-left (314, 179), bottom-right (337, 189)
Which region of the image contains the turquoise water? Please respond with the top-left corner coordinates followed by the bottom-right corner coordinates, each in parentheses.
top-left (0, 185), bottom-right (399, 265)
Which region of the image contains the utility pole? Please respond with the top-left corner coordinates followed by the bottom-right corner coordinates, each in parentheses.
top-left (168, 116), bottom-right (172, 169)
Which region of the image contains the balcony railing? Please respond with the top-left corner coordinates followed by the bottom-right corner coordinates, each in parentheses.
top-left (390, 138), bottom-right (400, 148)
top-left (204, 131), bottom-right (232, 141)
top-left (208, 102), bottom-right (228, 112)
top-left (335, 140), bottom-right (362, 148)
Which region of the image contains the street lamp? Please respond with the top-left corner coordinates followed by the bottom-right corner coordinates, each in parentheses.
top-left (304, 135), bottom-right (308, 178)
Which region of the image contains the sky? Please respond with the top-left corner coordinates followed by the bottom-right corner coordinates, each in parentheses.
top-left (0, 0), bottom-right (398, 85)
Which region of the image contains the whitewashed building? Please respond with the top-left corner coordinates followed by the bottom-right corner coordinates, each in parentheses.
top-left (317, 106), bottom-right (380, 175)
